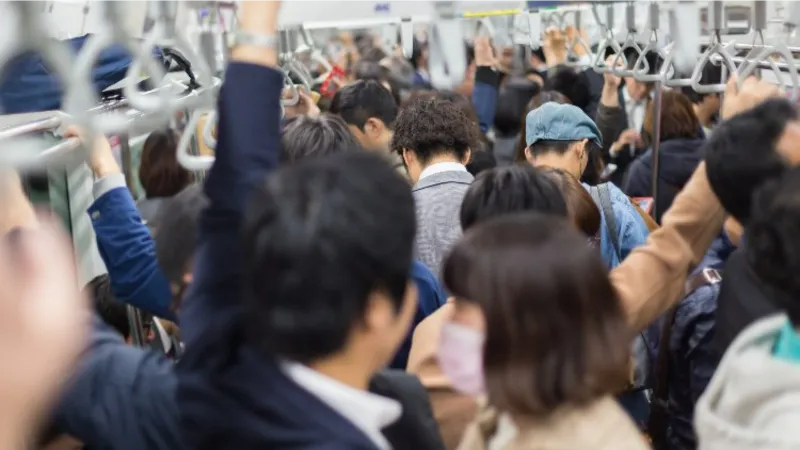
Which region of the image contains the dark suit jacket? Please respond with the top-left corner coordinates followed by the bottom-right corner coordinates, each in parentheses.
top-left (371, 371), bottom-right (446, 450)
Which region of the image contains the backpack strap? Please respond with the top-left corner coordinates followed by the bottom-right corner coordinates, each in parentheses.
top-left (647, 268), bottom-right (723, 448)
top-left (590, 184), bottom-right (621, 260)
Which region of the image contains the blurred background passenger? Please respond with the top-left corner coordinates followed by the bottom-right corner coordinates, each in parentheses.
top-left (137, 129), bottom-right (192, 226)
top-left (623, 90), bottom-right (706, 223)
top-left (492, 78), bottom-right (541, 166)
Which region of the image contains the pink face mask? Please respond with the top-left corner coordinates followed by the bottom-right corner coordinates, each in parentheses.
top-left (437, 322), bottom-right (486, 397)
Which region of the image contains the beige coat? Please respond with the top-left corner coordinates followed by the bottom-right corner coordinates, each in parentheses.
top-left (458, 397), bottom-right (650, 450)
top-left (406, 163), bottom-right (725, 449)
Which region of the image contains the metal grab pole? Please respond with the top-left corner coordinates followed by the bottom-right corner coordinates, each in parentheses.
top-left (650, 83), bottom-right (663, 221)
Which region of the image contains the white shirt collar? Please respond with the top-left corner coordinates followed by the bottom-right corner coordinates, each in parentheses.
top-left (418, 162), bottom-right (467, 181)
top-left (280, 360), bottom-right (402, 450)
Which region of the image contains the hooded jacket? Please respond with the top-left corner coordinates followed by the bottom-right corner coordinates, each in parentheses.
top-left (623, 137), bottom-right (706, 224)
top-left (694, 314), bottom-right (800, 450)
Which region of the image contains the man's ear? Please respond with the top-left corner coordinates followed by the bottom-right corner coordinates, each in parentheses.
top-left (401, 148), bottom-right (414, 167)
top-left (575, 139), bottom-right (589, 159)
top-left (364, 117), bottom-right (384, 137)
top-left (524, 146), bottom-right (534, 163)
top-left (461, 148), bottom-right (472, 165)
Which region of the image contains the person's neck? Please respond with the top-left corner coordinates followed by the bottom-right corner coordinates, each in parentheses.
top-left (308, 352), bottom-right (373, 391)
top-left (531, 155), bottom-right (579, 179)
top-left (423, 154), bottom-right (463, 169)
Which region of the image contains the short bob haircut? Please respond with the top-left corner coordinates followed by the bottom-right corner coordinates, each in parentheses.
top-left (139, 129), bottom-right (192, 199)
top-left (642, 90), bottom-right (702, 145)
top-left (443, 213), bottom-right (631, 417)
top-left (541, 168), bottom-right (601, 238)
top-left (281, 114), bottom-right (363, 164)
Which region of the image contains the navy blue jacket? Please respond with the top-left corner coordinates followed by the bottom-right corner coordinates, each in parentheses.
top-left (645, 233), bottom-right (734, 450)
top-left (53, 316), bottom-right (180, 450)
top-left (89, 179), bottom-right (175, 321)
top-left (623, 137), bottom-right (705, 224)
top-left (177, 62), bottom-right (378, 450)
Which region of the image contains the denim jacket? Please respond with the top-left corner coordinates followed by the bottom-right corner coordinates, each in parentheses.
top-left (584, 182), bottom-right (650, 269)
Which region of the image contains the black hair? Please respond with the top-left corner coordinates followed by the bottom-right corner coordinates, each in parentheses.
top-left (494, 79), bottom-right (541, 138)
top-left (465, 42), bottom-right (475, 67)
top-left (466, 149), bottom-right (497, 177)
top-left (681, 63), bottom-right (723, 103)
top-left (281, 114), bottom-right (362, 163)
top-left (242, 152), bottom-right (416, 363)
top-left (153, 184), bottom-right (209, 286)
top-left (351, 60), bottom-right (386, 82)
top-left (747, 167), bottom-right (800, 326)
top-left (85, 275), bottom-right (130, 339)
top-left (542, 66), bottom-right (591, 111)
top-left (410, 38), bottom-right (426, 69)
top-left (460, 165), bottom-right (568, 231)
top-left (391, 96), bottom-right (480, 164)
top-left (706, 98), bottom-right (794, 224)
top-left (526, 138), bottom-right (604, 186)
top-left (330, 80), bottom-right (399, 129)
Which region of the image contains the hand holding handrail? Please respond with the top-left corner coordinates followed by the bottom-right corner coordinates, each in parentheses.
top-left (564, 12), bottom-right (592, 68)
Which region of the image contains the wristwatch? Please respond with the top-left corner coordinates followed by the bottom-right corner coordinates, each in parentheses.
top-left (231, 31), bottom-right (278, 49)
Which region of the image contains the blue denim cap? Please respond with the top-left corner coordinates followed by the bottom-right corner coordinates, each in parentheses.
top-left (525, 102), bottom-right (603, 148)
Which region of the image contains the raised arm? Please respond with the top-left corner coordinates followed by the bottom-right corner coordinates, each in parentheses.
top-left (612, 75), bottom-right (781, 332)
top-left (179, 1), bottom-right (283, 346)
top-left (68, 128), bottom-right (175, 321)
top-left (471, 37), bottom-right (500, 135)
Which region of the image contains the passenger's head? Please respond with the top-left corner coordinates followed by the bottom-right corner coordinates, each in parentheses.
top-left (642, 90), bottom-right (701, 145)
top-left (514, 91), bottom-right (569, 163)
top-left (439, 214), bottom-right (631, 402)
top-left (409, 38), bottom-right (429, 72)
top-left (542, 66), bottom-right (591, 111)
top-left (622, 48), bottom-right (657, 102)
top-left (281, 114), bottom-right (362, 163)
top-left (522, 102), bottom-right (603, 182)
top-left (331, 80), bottom-right (398, 153)
top-left (541, 168), bottom-right (601, 238)
top-left (139, 129), bottom-right (192, 199)
top-left (706, 99), bottom-right (800, 224)
top-left (242, 152), bottom-right (417, 373)
top-left (152, 183), bottom-right (208, 312)
top-left (460, 165), bottom-right (567, 231)
top-left (681, 63), bottom-right (723, 125)
top-left (465, 148), bottom-right (497, 177)
top-left (493, 78), bottom-right (541, 138)
top-left (391, 96), bottom-right (479, 183)
top-left (747, 168), bottom-right (800, 327)
top-left (86, 275), bottom-right (130, 342)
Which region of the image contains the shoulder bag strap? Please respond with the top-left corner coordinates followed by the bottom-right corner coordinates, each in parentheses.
top-left (590, 184), bottom-right (622, 259)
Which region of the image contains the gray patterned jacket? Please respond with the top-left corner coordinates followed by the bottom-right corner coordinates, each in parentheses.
top-left (412, 170), bottom-right (474, 278)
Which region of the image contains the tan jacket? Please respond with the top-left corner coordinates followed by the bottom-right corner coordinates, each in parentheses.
top-left (406, 163), bottom-right (725, 448)
top-left (458, 397), bottom-right (650, 450)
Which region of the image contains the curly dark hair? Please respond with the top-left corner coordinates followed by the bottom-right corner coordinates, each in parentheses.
top-left (390, 96), bottom-right (480, 163)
